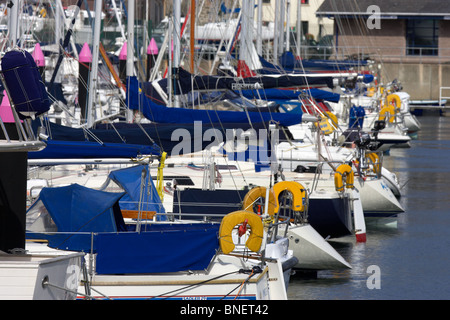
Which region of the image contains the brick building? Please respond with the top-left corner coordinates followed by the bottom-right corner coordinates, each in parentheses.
top-left (316, 0), bottom-right (450, 63)
top-left (316, 0), bottom-right (450, 100)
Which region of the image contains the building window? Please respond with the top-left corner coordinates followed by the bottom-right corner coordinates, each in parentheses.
top-left (406, 19), bottom-right (439, 56)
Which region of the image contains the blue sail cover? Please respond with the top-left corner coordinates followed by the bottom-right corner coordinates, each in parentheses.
top-left (34, 184), bottom-right (125, 232)
top-left (95, 224), bottom-right (220, 274)
top-left (27, 139), bottom-right (161, 159)
top-left (1, 49), bottom-right (50, 119)
top-left (127, 76), bottom-right (303, 126)
top-left (155, 67), bottom-right (335, 95)
top-left (107, 165), bottom-right (165, 214)
top-left (27, 183), bottom-right (220, 273)
top-left (26, 184), bottom-right (126, 251)
top-left (32, 119), bottom-right (292, 156)
top-left (238, 87), bottom-right (341, 103)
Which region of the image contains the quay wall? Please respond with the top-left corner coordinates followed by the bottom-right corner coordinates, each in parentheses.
top-left (379, 63), bottom-right (450, 101)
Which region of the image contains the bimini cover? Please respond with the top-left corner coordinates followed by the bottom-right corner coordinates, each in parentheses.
top-left (95, 223), bottom-right (220, 274)
top-left (106, 164), bottom-right (165, 214)
top-left (26, 184), bottom-right (126, 251)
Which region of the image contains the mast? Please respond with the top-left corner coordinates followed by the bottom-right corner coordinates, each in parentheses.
top-left (209, 0), bottom-right (239, 75)
top-left (86, 0), bottom-right (102, 128)
top-left (273, 0), bottom-right (279, 63)
top-left (190, 0), bottom-right (195, 72)
top-left (256, 0), bottom-right (263, 56)
top-left (285, 0), bottom-right (291, 52)
top-left (173, 0), bottom-right (181, 108)
top-left (79, 43), bottom-right (92, 124)
top-left (126, 0), bottom-right (135, 122)
top-left (7, 0), bottom-right (19, 47)
top-left (48, 0), bottom-right (83, 90)
top-left (57, 0), bottom-right (79, 60)
top-left (279, 0), bottom-right (285, 55)
top-left (296, 0), bottom-right (302, 57)
top-left (240, 0), bottom-right (254, 67)
top-left (111, 0), bottom-right (126, 40)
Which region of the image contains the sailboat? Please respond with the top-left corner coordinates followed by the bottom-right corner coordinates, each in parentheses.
top-left (26, 0), bottom-right (357, 275)
top-left (0, 43), bottom-right (84, 300)
top-left (26, 163), bottom-right (295, 300)
top-left (160, 153), bottom-right (352, 270)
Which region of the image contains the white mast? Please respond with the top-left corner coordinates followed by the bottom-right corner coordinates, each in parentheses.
top-left (240, 0), bottom-right (254, 66)
top-left (111, 0), bottom-right (126, 41)
top-left (173, 0), bottom-right (181, 108)
top-left (285, 0), bottom-right (291, 52)
top-left (126, 0), bottom-right (135, 122)
top-left (273, 0), bottom-right (279, 63)
top-left (279, 0), bottom-right (285, 55)
top-left (296, 0), bottom-right (302, 57)
top-left (86, 0), bottom-right (102, 128)
top-left (256, 0), bottom-right (263, 56)
top-left (8, 0), bottom-right (19, 48)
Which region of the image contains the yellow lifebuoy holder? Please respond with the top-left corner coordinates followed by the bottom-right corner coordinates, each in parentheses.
top-left (366, 152), bottom-right (380, 174)
top-left (242, 186), bottom-right (276, 216)
top-left (156, 152), bottom-right (167, 200)
top-left (367, 87), bottom-right (376, 97)
top-left (334, 164), bottom-right (354, 192)
top-left (386, 93), bottom-right (401, 111)
top-left (379, 104), bottom-right (396, 123)
top-left (271, 181), bottom-right (307, 213)
top-left (316, 111), bottom-right (338, 135)
top-left (219, 210), bottom-right (264, 254)
top-left (40, 8), bottom-right (47, 18)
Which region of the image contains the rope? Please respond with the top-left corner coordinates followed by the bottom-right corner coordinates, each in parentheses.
top-left (222, 266), bottom-right (261, 300)
top-left (147, 270), bottom-right (240, 300)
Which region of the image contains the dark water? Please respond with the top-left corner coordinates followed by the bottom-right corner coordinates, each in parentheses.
top-left (287, 113), bottom-right (450, 300)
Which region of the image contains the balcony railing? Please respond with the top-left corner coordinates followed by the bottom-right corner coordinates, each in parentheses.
top-left (263, 45), bottom-right (450, 63)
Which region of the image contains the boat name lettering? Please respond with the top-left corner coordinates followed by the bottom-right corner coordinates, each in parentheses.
top-left (231, 82), bottom-right (264, 90)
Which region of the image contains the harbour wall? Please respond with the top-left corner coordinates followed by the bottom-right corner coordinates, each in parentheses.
top-left (379, 62), bottom-right (450, 102)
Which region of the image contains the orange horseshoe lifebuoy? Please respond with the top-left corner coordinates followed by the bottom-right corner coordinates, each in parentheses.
top-left (334, 164), bottom-right (354, 192)
top-left (242, 186), bottom-right (276, 216)
top-left (219, 210), bottom-right (264, 254)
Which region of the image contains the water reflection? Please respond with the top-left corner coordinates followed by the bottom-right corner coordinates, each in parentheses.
top-left (287, 115), bottom-right (450, 300)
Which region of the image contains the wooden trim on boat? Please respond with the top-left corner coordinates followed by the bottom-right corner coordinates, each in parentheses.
top-left (121, 210), bottom-right (156, 220)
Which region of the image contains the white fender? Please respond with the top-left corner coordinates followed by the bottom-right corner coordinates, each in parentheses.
top-left (352, 188), bottom-right (367, 242)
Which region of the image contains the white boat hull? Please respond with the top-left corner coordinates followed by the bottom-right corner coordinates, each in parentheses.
top-left (402, 112), bottom-right (421, 133)
top-left (78, 254), bottom-right (286, 300)
top-left (356, 178), bottom-right (404, 217)
top-left (286, 224), bottom-right (351, 270)
top-left (381, 167), bottom-right (402, 197)
top-left (0, 249), bottom-right (84, 300)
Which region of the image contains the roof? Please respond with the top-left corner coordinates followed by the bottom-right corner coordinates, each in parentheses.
top-left (316, 0), bottom-right (450, 18)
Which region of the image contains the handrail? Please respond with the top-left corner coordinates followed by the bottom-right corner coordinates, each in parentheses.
top-left (260, 44), bottom-right (450, 63)
top-left (439, 87), bottom-right (450, 108)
